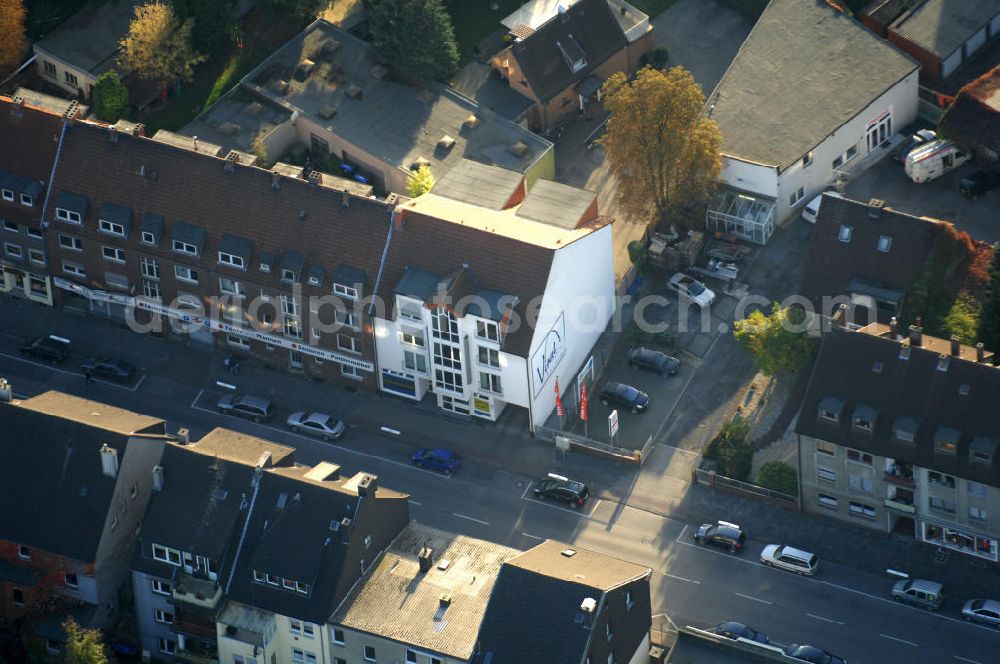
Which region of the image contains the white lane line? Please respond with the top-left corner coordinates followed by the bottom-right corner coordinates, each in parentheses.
top-left (131, 374), bottom-right (146, 392)
top-left (879, 634), bottom-right (918, 647)
top-left (0, 352), bottom-right (79, 376)
top-left (191, 389), bottom-right (204, 409)
top-left (408, 500), bottom-right (422, 506)
top-left (735, 592), bottom-right (773, 606)
top-left (807, 613), bottom-right (844, 625)
top-left (955, 656), bottom-right (984, 664)
top-left (520, 532), bottom-right (545, 541)
top-left (663, 572), bottom-right (700, 585)
top-left (452, 512), bottom-right (489, 526)
top-left (676, 524), bottom-right (688, 542)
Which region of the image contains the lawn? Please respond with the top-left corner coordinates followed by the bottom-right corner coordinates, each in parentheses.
top-left (445, 0), bottom-right (524, 62)
top-left (629, 0), bottom-right (680, 17)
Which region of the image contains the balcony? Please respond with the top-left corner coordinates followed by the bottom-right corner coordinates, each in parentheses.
top-left (176, 642), bottom-right (218, 664)
top-left (172, 571), bottom-right (222, 611)
top-left (884, 460), bottom-right (915, 488)
top-left (218, 603), bottom-right (274, 649)
top-left (885, 497), bottom-right (916, 514)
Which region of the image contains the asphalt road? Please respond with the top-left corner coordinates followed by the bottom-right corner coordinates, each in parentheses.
top-left (3, 351), bottom-right (998, 664)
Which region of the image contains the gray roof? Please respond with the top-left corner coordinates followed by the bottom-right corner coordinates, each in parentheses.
top-left (331, 523), bottom-right (519, 660)
top-left (466, 288), bottom-right (518, 322)
top-left (307, 265), bottom-right (325, 284)
top-left (431, 158), bottom-right (524, 210)
top-left (395, 266), bottom-right (441, 301)
top-left (32, 1), bottom-right (142, 76)
top-left (0, 171), bottom-right (43, 197)
top-left (12, 87), bottom-right (89, 118)
top-left (259, 251), bottom-right (278, 268)
top-left (172, 220), bottom-right (207, 251)
top-left (219, 234), bottom-right (254, 261)
top-left (890, 0), bottom-right (1000, 58)
top-left (98, 202), bottom-right (132, 230)
top-left (151, 129), bottom-right (225, 157)
top-left (140, 212), bottom-right (163, 241)
top-left (516, 179), bottom-right (596, 229)
top-left (55, 190), bottom-right (88, 215)
top-left (332, 264), bottom-right (366, 287)
top-left (708, 0), bottom-right (919, 169)
top-left (280, 250), bottom-right (305, 277)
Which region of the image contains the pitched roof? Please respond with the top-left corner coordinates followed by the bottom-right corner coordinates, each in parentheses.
top-left (0, 97), bottom-right (64, 225)
top-left (473, 540), bottom-right (650, 664)
top-left (508, 0), bottom-right (629, 103)
top-left (798, 196), bottom-right (942, 313)
top-left (0, 392), bottom-right (165, 562)
top-left (33, 0), bottom-right (143, 76)
top-left (331, 523), bottom-right (519, 660)
top-left (889, 0), bottom-right (1000, 59)
top-left (431, 159), bottom-right (525, 210)
top-left (939, 64), bottom-right (1000, 154)
top-left (708, 0), bottom-right (918, 168)
top-left (796, 327), bottom-right (1000, 486)
top-left (515, 178), bottom-right (597, 229)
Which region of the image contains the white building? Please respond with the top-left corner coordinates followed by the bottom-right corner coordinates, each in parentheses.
top-left (705, 0), bottom-right (920, 242)
top-left (373, 163), bottom-right (614, 428)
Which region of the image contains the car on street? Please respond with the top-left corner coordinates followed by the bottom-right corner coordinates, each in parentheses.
top-left (760, 544), bottom-right (818, 575)
top-left (801, 191), bottom-right (843, 223)
top-left (217, 394), bottom-right (275, 423)
top-left (892, 128), bottom-right (937, 164)
top-left (286, 411), bottom-right (345, 440)
top-left (19, 335), bottom-right (70, 364)
top-left (599, 381), bottom-right (649, 412)
top-left (694, 520), bottom-right (746, 553)
top-left (628, 346), bottom-right (679, 376)
top-left (962, 598), bottom-right (1000, 626)
top-left (412, 447), bottom-right (461, 474)
top-left (533, 474), bottom-right (590, 508)
top-left (892, 578), bottom-right (943, 610)
top-left (668, 272), bottom-right (715, 307)
top-left (959, 171), bottom-right (1000, 200)
top-left (81, 356), bottom-right (135, 380)
top-left (783, 644), bottom-right (847, 664)
top-left (713, 621), bottom-right (769, 644)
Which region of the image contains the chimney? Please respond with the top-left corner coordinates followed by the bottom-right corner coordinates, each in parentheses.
top-left (271, 171), bottom-right (281, 190)
top-left (937, 354), bottom-right (949, 372)
top-left (899, 343), bottom-right (911, 361)
top-left (356, 473), bottom-right (377, 497)
top-left (225, 152), bottom-right (237, 174)
top-left (977, 342), bottom-right (985, 363)
top-left (418, 546), bottom-right (435, 573)
top-left (438, 594), bottom-right (451, 608)
top-left (908, 325), bottom-right (922, 347)
top-left (342, 190), bottom-right (350, 207)
top-left (192, 135), bottom-right (199, 152)
top-left (100, 444), bottom-right (119, 477)
top-left (108, 126), bottom-right (118, 143)
top-left (889, 316), bottom-right (898, 339)
top-left (833, 303), bottom-right (848, 328)
top-left (950, 335), bottom-right (961, 357)
top-left (867, 199), bottom-right (885, 218)
top-left (175, 427), bottom-right (189, 444)
top-left (580, 597), bottom-right (597, 627)
top-left (0, 377), bottom-right (11, 402)
top-left (152, 465), bottom-right (164, 491)
top-left (10, 96), bottom-right (24, 116)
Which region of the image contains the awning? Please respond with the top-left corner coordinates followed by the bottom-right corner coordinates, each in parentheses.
top-left (576, 75), bottom-right (603, 97)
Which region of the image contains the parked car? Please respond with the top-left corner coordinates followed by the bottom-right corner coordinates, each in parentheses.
top-left (81, 356), bottom-right (135, 380)
top-left (533, 473), bottom-right (590, 508)
top-left (668, 272), bottom-right (715, 307)
top-left (19, 335), bottom-right (70, 364)
top-left (694, 520), bottom-right (746, 553)
top-left (801, 191), bottom-right (843, 223)
top-left (286, 411), bottom-right (345, 440)
top-left (760, 544), bottom-right (818, 575)
top-left (599, 381), bottom-right (649, 412)
top-left (784, 644), bottom-right (847, 664)
top-left (962, 598), bottom-right (1000, 626)
top-left (412, 447), bottom-right (461, 474)
top-left (713, 621), bottom-right (769, 644)
top-left (892, 578), bottom-right (943, 610)
top-left (628, 346), bottom-right (679, 376)
top-left (892, 128), bottom-right (937, 164)
top-left (959, 171), bottom-right (1000, 200)
top-left (217, 394), bottom-right (275, 423)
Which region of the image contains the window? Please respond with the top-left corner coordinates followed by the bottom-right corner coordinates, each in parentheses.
top-left (98, 219), bottom-right (126, 236)
top-left (480, 372), bottom-right (502, 394)
top-left (253, 570), bottom-right (266, 582)
top-left (58, 234), bottom-right (82, 250)
top-left (337, 334), bottom-right (357, 353)
top-left (971, 446), bottom-right (993, 465)
top-left (968, 481), bottom-right (988, 498)
top-left (363, 645), bottom-right (376, 662)
top-left (846, 448), bottom-right (872, 465)
top-left (220, 277), bottom-right (245, 296)
top-left (284, 318), bottom-right (302, 339)
top-left (816, 440), bottom-right (835, 455)
top-left (305, 654), bottom-right (316, 664)
top-left (12, 589), bottom-right (24, 605)
top-left (151, 580), bottom-right (172, 595)
top-left (56, 208), bottom-right (82, 224)
top-left (435, 368), bottom-right (462, 392)
top-left (266, 574), bottom-right (280, 586)
top-left (281, 268), bottom-right (296, 282)
top-left (3, 220), bottom-right (18, 232)
top-left (848, 501), bottom-right (876, 519)
top-left (5, 243), bottom-right (22, 258)
top-left (342, 364), bottom-right (362, 379)
top-left (334, 282), bottom-right (358, 299)
top-left (400, 329), bottom-right (424, 346)
top-left (43, 61), bottom-right (57, 77)
top-left (335, 309), bottom-right (357, 329)
top-left (0, 189), bottom-right (12, 201)
top-left (848, 474), bottom-right (873, 494)
top-left (290, 620), bottom-right (302, 635)
top-left (218, 252), bottom-right (245, 269)
top-left (789, 187), bottom-right (804, 206)
top-left (478, 346), bottom-right (500, 367)
top-left (929, 497), bottom-right (956, 514)
top-left (175, 265), bottom-right (199, 283)
top-left (936, 438), bottom-right (957, 455)
top-left (403, 350), bottom-right (427, 373)
top-left (817, 494), bottom-right (838, 509)
top-left (295, 581), bottom-right (309, 594)
top-left (62, 260), bottom-right (85, 277)
top-left (152, 543), bottom-right (182, 565)
top-left (432, 308), bottom-right (459, 342)
top-left (18, 545), bottom-right (30, 559)
top-left (331, 628), bottom-right (345, 645)
top-left (234, 656), bottom-right (257, 664)
top-left (283, 578), bottom-right (296, 590)
top-left (46, 639), bottom-right (62, 655)
top-left (26, 226), bottom-right (42, 239)
top-left (477, 319), bottom-right (500, 342)
top-left (65, 573), bottom-right (78, 588)
top-left (158, 638), bottom-right (175, 655)
top-left (832, 155), bottom-right (843, 169)
top-left (143, 280), bottom-right (161, 300)
top-left (802, 152), bottom-right (813, 167)
top-left (928, 471), bottom-right (955, 489)
top-left (20, 194), bottom-right (32, 207)
top-left (846, 145), bottom-right (858, 161)
top-left (406, 651), bottom-right (417, 664)
top-left (817, 467), bottom-right (836, 483)
top-left (399, 300), bottom-right (422, 320)
top-left (64, 71), bottom-right (78, 86)
top-left (335, 659), bottom-right (347, 664)
top-left (140, 257), bottom-right (160, 279)
top-left (430, 659), bottom-right (441, 664)
top-left (302, 623), bottom-right (314, 638)
top-left (29, 249), bottom-right (45, 265)
top-left (173, 239), bottom-right (198, 255)
top-left (281, 294), bottom-right (299, 317)
top-left (141, 231), bottom-right (156, 245)
top-left (969, 506), bottom-right (988, 523)
top-left (877, 235), bottom-right (892, 253)
top-left (101, 246), bottom-right (125, 263)
top-left (154, 609), bottom-right (174, 624)
top-left (433, 342), bottom-right (462, 369)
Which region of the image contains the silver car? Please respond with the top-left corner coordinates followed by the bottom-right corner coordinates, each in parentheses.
top-left (286, 411), bottom-right (345, 441)
top-left (962, 598), bottom-right (1000, 626)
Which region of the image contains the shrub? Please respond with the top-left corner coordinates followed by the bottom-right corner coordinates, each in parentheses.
top-left (942, 291), bottom-right (981, 345)
top-left (756, 461), bottom-right (798, 496)
top-left (704, 416), bottom-right (752, 480)
top-left (92, 70), bottom-right (129, 123)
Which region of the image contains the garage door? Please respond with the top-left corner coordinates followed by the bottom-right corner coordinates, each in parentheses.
top-left (966, 27), bottom-right (988, 59)
top-left (942, 49), bottom-right (963, 79)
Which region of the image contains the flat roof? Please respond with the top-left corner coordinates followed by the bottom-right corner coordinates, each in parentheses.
top-left (516, 178), bottom-right (596, 229)
top-left (505, 539), bottom-right (649, 589)
top-left (13, 87), bottom-right (88, 118)
top-left (709, 0), bottom-right (918, 169)
top-left (891, 0), bottom-right (1000, 59)
top-left (431, 158), bottom-right (523, 210)
top-left (502, 0), bottom-right (647, 38)
top-left (33, 1), bottom-right (142, 76)
top-left (190, 428), bottom-right (296, 468)
top-left (181, 86), bottom-right (293, 160)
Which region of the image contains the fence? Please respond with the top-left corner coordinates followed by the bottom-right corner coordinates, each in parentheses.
top-left (694, 468), bottom-right (799, 510)
top-left (535, 425), bottom-right (654, 466)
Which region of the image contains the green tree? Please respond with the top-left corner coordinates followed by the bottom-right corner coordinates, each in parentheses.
top-left (0, 0), bottom-right (27, 79)
top-left (371, 0), bottom-right (459, 83)
top-left (63, 618), bottom-right (109, 664)
top-left (703, 416), bottom-right (752, 480)
top-left (733, 303), bottom-right (816, 376)
top-left (756, 461), bottom-right (798, 496)
top-left (91, 71), bottom-right (130, 123)
top-left (979, 245), bottom-right (1000, 353)
top-left (259, 0), bottom-right (326, 20)
top-left (942, 291), bottom-right (981, 345)
top-left (599, 67), bottom-right (722, 230)
top-left (172, 0), bottom-right (238, 53)
top-left (118, 1), bottom-right (206, 83)
top-left (406, 165), bottom-right (435, 197)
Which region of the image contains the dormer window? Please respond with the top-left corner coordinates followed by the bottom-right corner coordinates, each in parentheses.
top-left (218, 252), bottom-right (246, 269)
top-left (818, 396), bottom-right (844, 423)
top-left (934, 427), bottom-right (959, 455)
top-left (893, 416), bottom-right (917, 444)
top-left (280, 251), bottom-right (304, 283)
top-left (852, 404), bottom-right (878, 432)
top-left (282, 268), bottom-right (296, 282)
top-left (877, 235), bottom-right (892, 252)
top-left (56, 208), bottom-right (82, 224)
top-left (556, 35), bottom-right (587, 73)
top-left (173, 240), bottom-right (198, 255)
top-left (969, 437), bottom-right (997, 465)
top-left (19, 194), bottom-right (32, 207)
top-left (171, 221), bottom-right (206, 257)
top-left (99, 220), bottom-right (126, 236)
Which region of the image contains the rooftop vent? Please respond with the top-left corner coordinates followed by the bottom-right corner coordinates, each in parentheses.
top-left (318, 106), bottom-right (337, 120)
top-left (437, 135), bottom-right (456, 151)
top-left (959, 383), bottom-right (970, 396)
top-left (108, 126), bottom-right (118, 143)
top-left (508, 141), bottom-right (529, 158)
top-left (410, 157), bottom-right (430, 171)
top-left (344, 83), bottom-right (363, 99)
top-left (273, 79), bottom-right (290, 95)
top-left (244, 101), bottom-right (263, 117)
top-left (152, 465), bottom-right (164, 492)
top-left (276, 492), bottom-right (288, 509)
top-left (580, 597), bottom-right (597, 613)
top-left (872, 361), bottom-right (883, 373)
top-left (213, 489), bottom-right (228, 500)
top-left (293, 58), bottom-right (317, 82)
top-left (868, 199), bottom-right (886, 218)
top-left (977, 342), bottom-right (986, 363)
top-left (100, 444), bottom-right (119, 478)
top-left (437, 559), bottom-right (451, 571)
top-left (561, 548), bottom-right (577, 557)
top-left (438, 594), bottom-right (452, 607)
top-left (370, 64), bottom-right (389, 80)
top-left (318, 39), bottom-right (341, 61)
top-left (418, 547), bottom-right (434, 573)
top-left (937, 354), bottom-right (949, 372)
top-left (899, 344), bottom-right (911, 361)
top-left (463, 115), bottom-right (480, 130)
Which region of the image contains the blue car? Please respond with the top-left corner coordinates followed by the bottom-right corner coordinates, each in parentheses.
top-left (412, 448), bottom-right (461, 474)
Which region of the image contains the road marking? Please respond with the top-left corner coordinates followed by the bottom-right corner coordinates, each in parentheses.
top-left (131, 374), bottom-right (146, 391)
top-left (520, 532), bottom-right (544, 541)
top-left (191, 389), bottom-right (204, 409)
top-left (807, 613), bottom-right (844, 625)
top-left (380, 426), bottom-right (401, 435)
top-left (452, 512), bottom-right (489, 526)
top-left (676, 524), bottom-right (688, 542)
top-left (955, 656), bottom-right (984, 664)
top-left (663, 572), bottom-right (700, 585)
top-left (408, 500), bottom-right (422, 506)
top-left (879, 634), bottom-right (918, 647)
top-left (735, 592), bottom-right (773, 605)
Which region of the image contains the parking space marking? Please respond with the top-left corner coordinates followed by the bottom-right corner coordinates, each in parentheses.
top-left (806, 613), bottom-right (844, 625)
top-left (663, 572), bottom-right (700, 585)
top-left (452, 512), bottom-right (489, 526)
top-left (676, 524), bottom-right (688, 542)
top-left (520, 532), bottom-right (545, 541)
top-left (191, 389), bottom-right (204, 409)
top-left (955, 656), bottom-right (984, 664)
top-left (408, 500), bottom-right (422, 506)
top-left (520, 480), bottom-right (600, 517)
top-left (879, 634), bottom-right (918, 647)
top-left (0, 352), bottom-right (145, 392)
top-left (735, 592), bottom-right (773, 606)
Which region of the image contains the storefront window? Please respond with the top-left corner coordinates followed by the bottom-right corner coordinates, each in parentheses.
top-left (923, 523), bottom-right (997, 561)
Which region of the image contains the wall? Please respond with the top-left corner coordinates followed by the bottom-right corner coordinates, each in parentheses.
top-left (0, 542), bottom-right (96, 622)
top-left (721, 158), bottom-right (778, 199)
top-left (887, 31), bottom-right (941, 84)
top-left (31, 48), bottom-right (92, 98)
top-left (131, 569), bottom-right (177, 658)
top-left (273, 615), bottom-right (328, 664)
top-left (797, 434), bottom-right (889, 532)
top-left (294, 116), bottom-right (393, 194)
top-left (327, 627), bottom-right (459, 664)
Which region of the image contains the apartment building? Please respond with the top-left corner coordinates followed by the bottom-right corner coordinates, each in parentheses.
top-left (797, 323), bottom-right (1000, 562)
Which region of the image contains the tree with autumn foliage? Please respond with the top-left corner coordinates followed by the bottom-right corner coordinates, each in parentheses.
top-left (599, 66), bottom-right (723, 230)
top-left (0, 0), bottom-right (27, 79)
top-left (118, 1), bottom-right (205, 84)
top-left (406, 165), bottom-right (435, 197)
top-left (63, 618), bottom-right (109, 664)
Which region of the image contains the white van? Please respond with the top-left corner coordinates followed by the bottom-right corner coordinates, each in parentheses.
top-left (905, 139), bottom-right (971, 183)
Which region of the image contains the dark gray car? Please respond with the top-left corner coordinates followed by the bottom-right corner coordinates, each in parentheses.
top-left (217, 394), bottom-right (275, 423)
top-left (628, 346), bottom-right (680, 375)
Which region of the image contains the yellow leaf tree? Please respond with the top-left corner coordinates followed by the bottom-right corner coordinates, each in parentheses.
top-left (0, 0), bottom-right (27, 79)
top-left (406, 165), bottom-right (435, 197)
top-left (599, 66), bottom-right (723, 230)
top-left (118, 1), bottom-right (205, 84)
